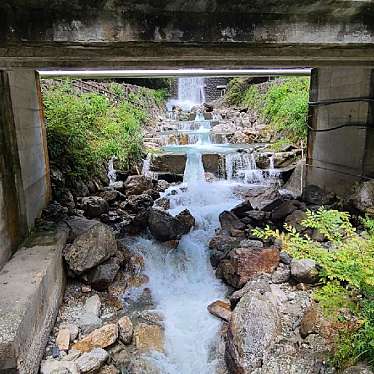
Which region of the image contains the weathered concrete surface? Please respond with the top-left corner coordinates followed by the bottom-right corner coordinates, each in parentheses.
top-left (0, 225), bottom-right (68, 374)
top-left (0, 70), bottom-right (50, 268)
top-left (1, 1), bottom-right (374, 68)
top-left (306, 67), bottom-right (374, 195)
top-left (150, 153), bottom-right (222, 175)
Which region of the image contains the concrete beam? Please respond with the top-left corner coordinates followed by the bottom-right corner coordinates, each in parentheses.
top-left (1, 1), bottom-right (374, 68)
top-left (0, 225), bottom-right (68, 373)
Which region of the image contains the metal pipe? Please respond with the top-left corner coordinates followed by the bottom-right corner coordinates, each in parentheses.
top-left (38, 68), bottom-right (311, 79)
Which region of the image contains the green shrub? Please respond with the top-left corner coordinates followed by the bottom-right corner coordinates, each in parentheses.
top-left (225, 77), bottom-right (310, 145)
top-left (43, 80), bottom-right (146, 180)
top-left (253, 207), bottom-right (374, 369)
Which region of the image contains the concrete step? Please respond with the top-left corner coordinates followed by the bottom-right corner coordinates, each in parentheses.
top-left (0, 225), bottom-right (68, 374)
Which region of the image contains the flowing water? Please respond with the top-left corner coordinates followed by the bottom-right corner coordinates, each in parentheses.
top-left (133, 99), bottom-right (282, 372)
top-left (167, 77), bottom-right (206, 111)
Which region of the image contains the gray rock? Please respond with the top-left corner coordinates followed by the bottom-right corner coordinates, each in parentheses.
top-left (285, 209), bottom-right (307, 232)
top-left (342, 365), bottom-right (374, 374)
top-left (148, 208), bottom-right (192, 242)
top-left (81, 196), bottom-right (109, 218)
top-left (271, 263), bottom-right (291, 284)
top-left (226, 285), bottom-right (282, 372)
top-left (64, 218), bottom-right (117, 274)
top-left (219, 211), bottom-right (245, 233)
top-left (118, 316), bottom-right (134, 344)
top-left (279, 251), bottom-right (292, 265)
top-left (87, 257), bottom-right (120, 291)
top-left (231, 199), bottom-right (253, 218)
top-left (121, 194), bottom-right (154, 214)
top-left (175, 209), bottom-right (195, 234)
top-left (239, 239), bottom-right (263, 249)
top-left (291, 259), bottom-right (319, 284)
top-left (78, 312), bottom-right (103, 335)
top-left (349, 180), bottom-right (374, 214)
top-left (75, 348), bottom-right (108, 373)
top-left (124, 175), bottom-right (153, 196)
top-left (283, 159), bottom-right (306, 198)
top-left (84, 294), bottom-right (101, 317)
top-left (271, 200), bottom-right (305, 222)
top-left (40, 359), bottom-right (79, 374)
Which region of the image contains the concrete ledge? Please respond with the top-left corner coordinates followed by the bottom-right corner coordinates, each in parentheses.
top-left (0, 225), bottom-right (68, 374)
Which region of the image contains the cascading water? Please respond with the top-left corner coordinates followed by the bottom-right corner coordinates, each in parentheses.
top-left (107, 156), bottom-right (117, 185)
top-left (167, 77), bottom-right (206, 111)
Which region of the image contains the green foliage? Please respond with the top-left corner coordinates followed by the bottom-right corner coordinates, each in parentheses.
top-left (253, 207), bottom-right (374, 368)
top-left (43, 80), bottom-right (147, 180)
top-left (225, 77), bottom-right (310, 145)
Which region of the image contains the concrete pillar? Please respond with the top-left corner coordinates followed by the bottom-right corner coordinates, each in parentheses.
top-left (0, 70), bottom-right (50, 268)
top-left (306, 67), bottom-right (374, 195)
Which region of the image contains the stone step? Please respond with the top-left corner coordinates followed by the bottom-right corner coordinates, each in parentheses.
top-left (0, 225), bottom-right (68, 374)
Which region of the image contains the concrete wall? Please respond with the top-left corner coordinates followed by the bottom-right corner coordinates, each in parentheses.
top-left (0, 70), bottom-right (50, 268)
top-left (306, 67), bottom-right (374, 195)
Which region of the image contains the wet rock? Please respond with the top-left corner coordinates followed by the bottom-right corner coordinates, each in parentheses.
top-left (216, 247), bottom-right (280, 289)
top-left (208, 300), bottom-right (232, 322)
top-left (40, 359), bottom-right (79, 374)
top-left (176, 209), bottom-right (195, 234)
top-left (231, 199), bottom-right (253, 218)
top-left (285, 209), bottom-right (307, 232)
top-left (219, 211), bottom-right (245, 234)
top-left (154, 197), bottom-right (170, 210)
top-left (73, 323), bottom-right (118, 352)
top-left (127, 356), bottom-right (161, 374)
top-left (148, 208), bottom-right (192, 242)
top-left (291, 259), bottom-right (319, 284)
top-left (64, 218), bottom-right (117, 274)
top-left (56, 328), bottom-right (71, 351)
top-left (87, 257), bottom-right (120, 291)
top-left (246, 186), bottom-right (281, 210)
top-left (348, 180), bottom-right (374, 214)
top-left (226, 283), bottom-right (282, 372)
top-left (271, 200), bottom-right (305, 222)
top-left (209, 231), bottom-right (241, 267)
top-left (134, 323), bottom-right (165, 353)
top-left (118, 316), bottom-right (134, 344)
top-left (75, 348), bottom-right (109, 373)
top-left (271, 263), bottom-right (291, 284)
top-left (124, 175), bottom-right (153, 196)
top-left (302, 184), bottom-right (336, 206)
top-left (121, 194), bottom-right (154, 214)
top-left (81, 196), bottom-right (109, 218)
top-left (157, 179), bottom-right (170, 192)
top-left (100, 190), bottom-right (124, 204)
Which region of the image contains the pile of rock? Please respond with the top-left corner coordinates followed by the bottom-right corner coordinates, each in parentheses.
top-left (41, 292), bottom-right (166, 374)
top-left (206, 184), bottom-right (342, 373)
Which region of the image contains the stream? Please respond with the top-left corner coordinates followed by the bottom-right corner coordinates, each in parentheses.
top-left (125, 78), bottom-right (280, 373)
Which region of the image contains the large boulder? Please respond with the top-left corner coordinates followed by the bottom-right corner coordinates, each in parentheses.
top-left (148, 209), bottom-right (194, 242)
top-left (231, 200), bottom-right (253, 218)
top-left (124, 175), bottom-right (153, 196)
top-left (291, 258), bottom-right (319, 284)
top-left (208, 230), bottom-right (241, 267)
top-left (64, 218), bottom-right (117, 274)
top-left (271, 200), bottom-right (305, 222)
top-left (121, 194), bottom-right (154, 214)
top-left (348, 180), bottom-right (374, 214)
top-left (216, 247), bottom-right (280, 289)
top-left (302, 184), bottom-right (336, 206)
top-left (175, 209), bottom-right (195, 234)
top-left (219, 211), bottom-right (245, 235)
top-left (283, 159), bottom-right (306, 198)
top-left (86, 257), bottom-right (121, 291)
top-left (81, 196), bottom-right (109, 218)
top-left (225, 283), bottom-right (282, 372)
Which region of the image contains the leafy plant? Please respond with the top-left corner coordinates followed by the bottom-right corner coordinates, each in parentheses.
top-left (42, 80), bottom-right (148, 180)
top-left (253, 207), bottom-right (374, 368)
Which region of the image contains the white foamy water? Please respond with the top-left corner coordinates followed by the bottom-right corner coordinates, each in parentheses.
top-left (129, 150), bottom-right (241, 373)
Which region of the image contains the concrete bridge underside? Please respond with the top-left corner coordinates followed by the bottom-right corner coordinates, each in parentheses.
top-left (1, 0), bottom-right (374, 269)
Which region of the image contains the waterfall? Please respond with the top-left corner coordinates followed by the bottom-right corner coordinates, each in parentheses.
top-left (183, 151), bottom-right (206, 184)
top-left (107, 156), bottom-right (117, 185)
top-left (167, 77), bottom-right (206, 111)
top-left (142, 154), bottom-right (154, 178)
